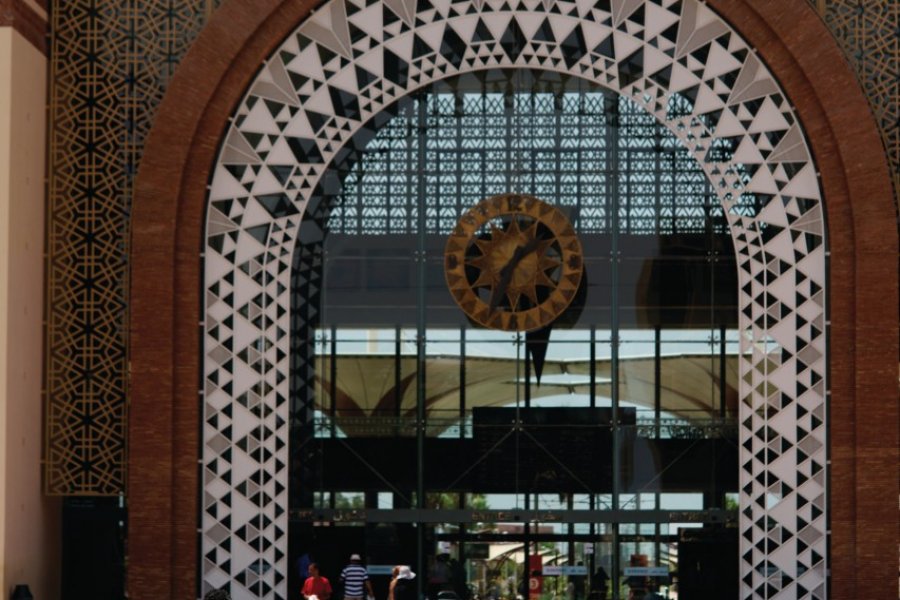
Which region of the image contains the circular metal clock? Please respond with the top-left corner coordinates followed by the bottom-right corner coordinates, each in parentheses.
top-left (444, 194), bottom-right (583, 332)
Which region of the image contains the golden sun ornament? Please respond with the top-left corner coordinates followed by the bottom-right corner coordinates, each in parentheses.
top-left (444, 194), bottom-right (583, 332)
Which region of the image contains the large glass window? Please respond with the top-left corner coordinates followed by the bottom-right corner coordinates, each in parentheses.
top-left (289, 70), bottom-right (744, 600)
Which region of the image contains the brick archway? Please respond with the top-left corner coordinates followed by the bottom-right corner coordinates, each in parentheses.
top-left (130, 0), bottom-right (897, 598)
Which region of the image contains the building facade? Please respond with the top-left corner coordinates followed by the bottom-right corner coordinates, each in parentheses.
top-left (0, 0), bottom-right (897, 599)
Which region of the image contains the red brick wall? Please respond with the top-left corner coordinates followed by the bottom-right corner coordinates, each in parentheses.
top-left (129, 0), bottom-right (899, 597)
top-left (0, 0), bottom-right (47, 54)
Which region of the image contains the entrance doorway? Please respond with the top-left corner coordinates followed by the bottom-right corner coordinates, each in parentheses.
top-left (287, 69), bottom-right (742, 600)
top-left (289, 508), bottom-right (737, 600)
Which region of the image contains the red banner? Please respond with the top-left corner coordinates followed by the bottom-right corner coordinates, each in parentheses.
top-left (528, 554), bottom-right (543, 600)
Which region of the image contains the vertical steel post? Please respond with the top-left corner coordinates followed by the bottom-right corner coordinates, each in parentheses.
top-left (654, 326), bottom-right (661, 439)
top-left (460, 327), bottom-right (466, 439)
top-left (330, 324), bottom-right (337, 438)
top-left (607, 92), bottom-right (621, 600)
top-left (415, 94), bottom-right (428, 600)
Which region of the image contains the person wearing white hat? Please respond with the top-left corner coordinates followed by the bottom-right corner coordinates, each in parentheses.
top-left (390, 566), bottom-right (416, 600)
top-left (341, 553), bottom-right (375, 600)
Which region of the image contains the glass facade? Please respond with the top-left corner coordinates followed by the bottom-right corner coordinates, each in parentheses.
top-left (289, 70), bottom-right (745, 600)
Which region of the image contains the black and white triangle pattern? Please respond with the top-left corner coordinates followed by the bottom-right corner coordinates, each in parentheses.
top-left (204, 0), bottom-right (827, 598)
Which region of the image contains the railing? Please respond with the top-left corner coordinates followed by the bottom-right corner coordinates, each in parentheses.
top-left (308, 415), bottom-right (737, 439)
top-left (287, 507), bottom-right (737, 524)
top-left (634, 418), bottom-right (738, 440)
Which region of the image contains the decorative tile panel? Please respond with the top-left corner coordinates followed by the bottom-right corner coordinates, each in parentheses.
top-left (45, 0), bottom-right (223, 494)
top-left (204, 1), bottom-right (828, 598)
top-left (812, 0), bottom-right (900, 208)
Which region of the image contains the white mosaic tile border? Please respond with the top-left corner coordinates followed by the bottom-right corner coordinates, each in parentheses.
top-left (203, 0), bottom-right (828, 598)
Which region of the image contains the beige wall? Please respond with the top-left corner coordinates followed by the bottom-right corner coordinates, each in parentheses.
top-left (0, 27), bottom-right (60, 600)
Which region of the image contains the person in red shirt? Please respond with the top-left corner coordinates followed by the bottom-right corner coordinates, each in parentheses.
top-left (302, 562), bottom-right (333, 600)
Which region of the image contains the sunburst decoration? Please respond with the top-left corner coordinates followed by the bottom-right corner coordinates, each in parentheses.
top-left (445, 194), bottom-right (583, 332)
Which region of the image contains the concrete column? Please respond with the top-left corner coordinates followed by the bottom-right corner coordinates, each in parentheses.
top-left (0, 25), bottom-right (60, 600)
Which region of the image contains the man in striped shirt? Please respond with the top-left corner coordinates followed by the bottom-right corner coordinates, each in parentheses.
top-left (340, 554), bottom-right (375, 600)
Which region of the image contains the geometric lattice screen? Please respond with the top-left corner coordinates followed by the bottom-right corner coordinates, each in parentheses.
top-left (202, 1), bottom-right (826, 599)
top-left (44, 0), bottom-right (225, 494)
top-left (325, 89), bottom-right (756, 237)
top-left (814, 0), bottom-right (900, 205)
